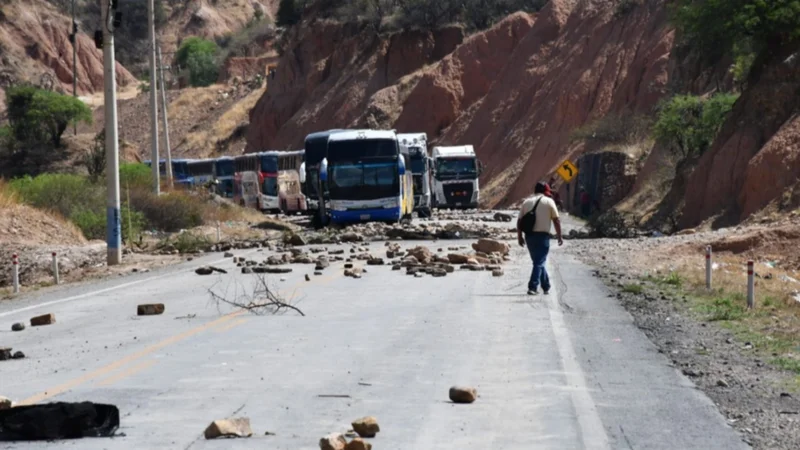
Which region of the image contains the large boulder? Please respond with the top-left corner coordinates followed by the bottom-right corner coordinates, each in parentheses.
top-left (351, 416), bottom-right (380, 438)
top-left (407, 246), bottom-right (433, 264)
top-left (472, 239), bottom-right (510, 256)
top-left (204, 417), bottom-right (253, 439)
top-left (319, 432), bottom-right (347, 450)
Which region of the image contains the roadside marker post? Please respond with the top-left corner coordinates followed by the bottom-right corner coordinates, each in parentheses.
top-left (52, 252), bottom-right (60, 285)
top-left (705, 246), bottom-right (712, 290)
top-left (747, 260), bottom-right (755, 309)
top-left (12, 253), bottom-right (19, 294)
top-left (216, 221), bottom-right (221, 242)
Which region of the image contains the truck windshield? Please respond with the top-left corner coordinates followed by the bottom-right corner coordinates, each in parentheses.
top-left (329, 161), bottom-right (398, 200)
top-left (436, 158), bottom-right (476, 176)
top-left (410, 154), bottom-right (426, 174)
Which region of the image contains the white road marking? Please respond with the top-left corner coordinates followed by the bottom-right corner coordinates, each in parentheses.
top-left (0, 250), bottom-right (258, 319)
top-left (547, 267), bottom-right (611, 450)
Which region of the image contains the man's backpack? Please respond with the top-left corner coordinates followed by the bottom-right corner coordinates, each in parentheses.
top-left (519, 197), bottom-right (543, 234)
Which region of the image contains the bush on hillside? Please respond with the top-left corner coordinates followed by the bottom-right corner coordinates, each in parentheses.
top-left (652, 93), bottom-right (739, 160)
top-left (120, 163), bottom-right (152, 190)
top-left (81, 130), bottom-right (106, 182)
top-left (9, 173), bottom-right (102, 220)
top-left (175, 37), bottom-right (220, 87)
top-left (6, 85), bottom-right (92, 148)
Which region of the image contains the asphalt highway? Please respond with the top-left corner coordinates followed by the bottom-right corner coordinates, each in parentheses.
top-left (0, 217), bottom-right (748, 449)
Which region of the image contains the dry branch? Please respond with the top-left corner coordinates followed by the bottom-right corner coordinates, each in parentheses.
top-left (208, 273), bottom-right (304, 316)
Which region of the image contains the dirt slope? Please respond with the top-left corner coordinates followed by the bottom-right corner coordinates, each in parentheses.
top-left (0, 0), bottom-right (135, 97)
top-left (246, 0), bottom-right (674, 208)
top-left (0, 204), bottom-right (86, 246)
top-left (681, 44), bottom-right (800, 228)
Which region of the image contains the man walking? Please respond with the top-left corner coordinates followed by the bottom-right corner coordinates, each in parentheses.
top-left (517, 181), bottom-right (563, 295)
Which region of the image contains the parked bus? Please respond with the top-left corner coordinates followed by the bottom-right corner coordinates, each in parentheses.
top-left (143, 159), bottom-right (193, 188)
top-left (188, 159), bottom-right (215, 190)
top-left (234, 153), bottom-right (280, 211)
top-left (256, 151), bottom-right (280, 212)
top-left (214, 157), bottom-right (235, 198)
top-left (301, 129), bottom-right (345, 227)
top-left (276, 150), bottom-right (307, 214)
top-left (398, 133), bottom-right (432, 217)
top-left (321, 129), bottom-right (414, 224)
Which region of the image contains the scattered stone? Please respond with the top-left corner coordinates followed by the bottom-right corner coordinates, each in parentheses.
top-left (492, 269), bottom-right (504, 277)
top-left (472, 238), bottom-right (510, 256)
top-left (351, 416), bottom-right (380, 438)
top-left (30, 314), bottom-right (56, 327)
top-left (392, 265), bottom-right (401, 271)
top-left (11, 323), bottom-right (24, 332)
top-left (195, 267), bottom-right (214, 275)
top-left (367, 258), bottom-right (385, 266)
top-left (431, 269), bottom-right (447, 277)
top-left (0, 348), bottom-right (11, 361)
top-left (0, 397), bottom-right (11, 410)
top-left (345, 438), bottom-right (373, 450)
top-left (242, 267), bottom-right (253, 274)
top-left (319, 432), bottom-right (347, 450)
top-left (289, 234), bottom-right (307, 246)
top-left (204, 417), bottom-right (253, 439)
top-left (253, 267), bottom-right (293, 274)
top-left (224, 252), bottom-right (234, 258)
top-left (408, 246), bottom-right (433, 264)
top-left (344, 268), bottom-right (364, 278)
top-left (717, 379), bottom-right (729, 388)
top-left (305, 274), bottom-right (311, 281)
top-left (12, 351), bottom-right (24, 359)
top-left (329, 249), bottom-right (345, 255)
top-left (137, 304), bottom-right (165, 316)
top-left (447, 253), bottom-right (470, 264)
top-left (494, 212), bottom-right (513, 222)
top-left (449, 386), bottom-right (477, 404)
top-left (340, 232), bottom-right (363, 243)
top-left (0, 402), bottom-right (120, 440)
top-left (414, 272), bottom-right (424, 278)
top-left (314, 271), bottom-right (323, 276)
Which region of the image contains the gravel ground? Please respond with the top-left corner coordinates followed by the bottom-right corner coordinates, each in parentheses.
top-left (565, 234), bottom-right (800, 450)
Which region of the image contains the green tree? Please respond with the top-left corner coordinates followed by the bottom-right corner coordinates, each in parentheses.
top-left (653, 93), bottom-right (738, 159)
top-left (175, 37), bottom-right (220, 87)
top-left (5, 85), bottom-right (92, 148)
top-left (277, 0), bottom-right (302, 27)
top-left (672, 0), bottom-right (800, 68)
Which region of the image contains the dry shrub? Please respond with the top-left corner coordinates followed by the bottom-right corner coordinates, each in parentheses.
top-left (129, 189), bottom-right (204, 232)
top-left (0, 179), bottom-right (20, 209)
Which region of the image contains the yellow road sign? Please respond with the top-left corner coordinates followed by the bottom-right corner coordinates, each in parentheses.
top-left (556, 159), bottom-right (578, 183)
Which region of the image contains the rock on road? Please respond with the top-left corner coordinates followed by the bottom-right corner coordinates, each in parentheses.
top-left (0, 216), bottom-right (747, 449)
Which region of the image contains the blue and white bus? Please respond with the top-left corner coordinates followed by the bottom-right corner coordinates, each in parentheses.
top-left (320, 129), bottom-right (414, 224)
top-left (214, 157), bottom-right (235, 198)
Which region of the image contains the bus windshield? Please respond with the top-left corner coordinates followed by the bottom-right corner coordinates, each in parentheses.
top-left (329, 161), bottom-right (398, 200)
top-left (260, 155), bottom-right (278, 173)
top-left (263, 176), bottom-right (278, 196)
top-left (327, 139), bottom-right (398, 162)
top-left (216, 160), bottom-right (235, 177)
top-left (436, 158), bottom-right (476, 176)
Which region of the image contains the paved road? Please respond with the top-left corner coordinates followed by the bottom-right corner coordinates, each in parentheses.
top-left (0, 221), bottom-right (748, 449)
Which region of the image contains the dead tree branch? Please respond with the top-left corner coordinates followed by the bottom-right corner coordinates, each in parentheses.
top-left (208, 273), bottom-right (305, 316)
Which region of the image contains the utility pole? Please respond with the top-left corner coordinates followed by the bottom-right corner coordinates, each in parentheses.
top-left (148, 0), bottom-right (160, 194)
top-left (102, 0), bottom-right (122, 266)
top-left (157, 43), bottom-right (173, 188)
top-left (71, 0), bottom-right (77, 136)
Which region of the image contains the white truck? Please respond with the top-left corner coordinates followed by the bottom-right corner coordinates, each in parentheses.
top-left (431, 145), bottom-right (482, 209)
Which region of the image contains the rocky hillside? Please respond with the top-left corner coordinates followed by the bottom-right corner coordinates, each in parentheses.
top-left (246, 0), bottom-right (799, 229)
top-left (247, 0), bottom-right (673, 207)
top-left (0, 0), bottom-right (135, 99)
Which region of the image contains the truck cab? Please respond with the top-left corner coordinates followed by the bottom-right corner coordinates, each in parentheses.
top-left (398, 133), bottom-right (432, 218)
top-left (431, 145), bottom-right (482, 209)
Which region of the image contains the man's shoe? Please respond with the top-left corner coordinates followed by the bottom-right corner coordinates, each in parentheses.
top-left (543, 289), bottom-right (550, 295)
top-left (527, 290), bottom-right (539, 296)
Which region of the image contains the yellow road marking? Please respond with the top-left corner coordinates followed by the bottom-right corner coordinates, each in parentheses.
top-left (97, 360), bottom-right (157, 387)
top-left (19, 270), bottom-right (341, 405)
top-left (213, 317), bottom-right (251, 333)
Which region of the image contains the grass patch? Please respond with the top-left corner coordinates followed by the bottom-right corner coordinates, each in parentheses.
top-left (622, 283), bottom-right (644, 294)
top-left (645, 271), bottom-right (684, 288)
top-left (771, 357), bottom-right (800, 374)
top-left (161, 232), bottom-right (211, 254)
top-left (696, 293), bottom-right (747, 321)
top-left (0, 179), bottom-right (20, 208)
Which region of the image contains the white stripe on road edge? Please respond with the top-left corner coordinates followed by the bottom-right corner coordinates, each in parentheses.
top-left (0, 250), bottom-right (259, 319)
top-left (547, 268), bottom-right (611, 450)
